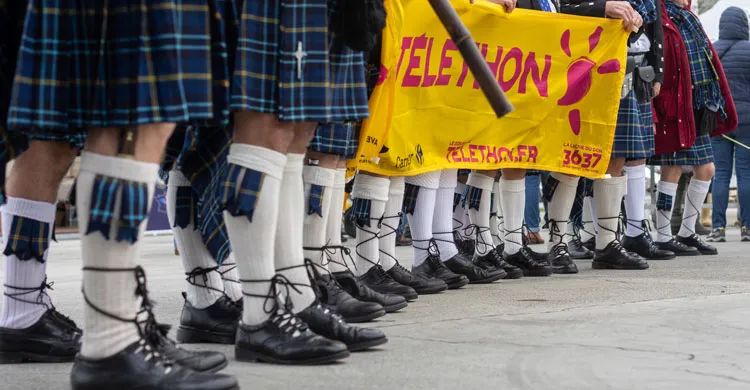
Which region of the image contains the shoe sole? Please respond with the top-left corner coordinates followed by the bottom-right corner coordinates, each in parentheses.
top-left (699, 250), bottom-right (719, 256)
top-left (591, 261), bottom-right (649, 270)
top-left (0, 350), bottom-right (75, 364)
top-left (206, 358), bottom-right (230, 374)
top-left (521, 268), bottom-right (553, 277)
top-left (552, 267), bottom-right (579, 275)
top-left (400, 292), bottom-right (419, 301)
top-left (414, 285), bottom-right (448, 294)
top-left (446, 277), bottom-right (469, 289)
top-left (383, 301), bottom-right (408, 313)
top-left (348, 336), bottom-right (389, 352)
top-left (344, 309), bottom-right (387, 323)
top-left (673, 251), bottom-right (701, 257)
top-left (570, 254), bottom-right (594, 260)
top-left (468, 272), bottom-right (505, 284)
top-left (503, 269), bottom-right (524, 279)
top-left (235, 348), bottom-right (351, 365)
top-left (177, 326), bottom-right (236, 345)
top-left (646, 255), bottom-right (677, 260)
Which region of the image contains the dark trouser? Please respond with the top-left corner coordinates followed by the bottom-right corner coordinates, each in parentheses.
top-left (711, 133), bottom-right (750, 229)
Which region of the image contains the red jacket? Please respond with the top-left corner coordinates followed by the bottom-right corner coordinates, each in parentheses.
top-left (653, 1), bottom-right (738, 155)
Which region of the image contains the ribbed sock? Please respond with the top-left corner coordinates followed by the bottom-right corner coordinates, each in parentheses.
top-left (678, 179), bottom-right (711, 238)
top-left (623, 165), bottom-right (647, 237)
top-left (466, 172), bottom-right (495, 256)
top-left (594, 175), bottom-right (628, 250)
top-left (434, 170), bottom-right (459, 261)
top-left (351, 174), bottom-right (390, 276)
top-left (405, 171), bottom-right (441, 268)
top-left (379, 177), bottom-right (405, 271)
top-left (302, 165), bottom-right (336, 268)
top-left (545, 173), bottom-right (579, 250)
top-left (500, 178), bottom-right (525, 255)
top-left (326, 169), bottom-right (352, 273)
top-left (655, 181), bottom-right (678, 243)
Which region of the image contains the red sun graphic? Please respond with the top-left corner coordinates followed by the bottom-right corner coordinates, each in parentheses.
top-left (557, 27), bottom-right (621, 135)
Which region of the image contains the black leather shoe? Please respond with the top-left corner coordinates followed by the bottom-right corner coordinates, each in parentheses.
top-left (359, 265), bottom-right (418, 301)
top-left (504, 248), bottom-right (552, 277)
top-left (0, 309), bottom-right (80, 364)
top-left (592, 241), bottom-right (649, 270)
top-left (332, 271), bottom-right (408, 313)
top-left (177, 294), bottom-right (241, 345)
top-left (412, 254), bottom-right (469, 289)
top-left (315, 274), bottom-right (386, 323)
top-left (444, 253), bottom-right (505, 283)
top-left (568, 237), bottom-right (594, 260)
top-left (676, 234), bottom-right (718, 255)
top-left (71, 339), bottom-right (238, 390)
top-left (548, 243), bottom-right (579, 274)
top-left (154, 324), bottom-right (228, 373)
top-left (386, 262), bottom-right (448, 294)
top-left (526, 246), bottom-right (549, 263)
top-left (622, 233), bottom-right (675, 260)
top-left (655, 238), bottom-right (700, 256)
top-left (297, 300), bottom-right (387, 352)
top-left (582, 237), bottom-right (596, 252)
top-left (235, 312), bottom-right (349, 365)
top-left (473, 246), bottom-right (523, 279)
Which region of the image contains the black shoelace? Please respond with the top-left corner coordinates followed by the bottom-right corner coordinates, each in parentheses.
top-left (547, 221), bottom-right (570, 257)
top-left (81, 266), bottom-right (173, 374)
top-left (377, 212), bottom-right (404, 267)
top-left (304, 244), bottom-right (357, 274)
top-left (490, 210), bottom-right (504, 244)
top-left (185, 266), bottom-right (237, 306)
top-left (3, 276), bottom-right (55, 310)
top-left (218, 262), bottom-right (240, 287)
top-left (240, 274), bottom-right (309, 337)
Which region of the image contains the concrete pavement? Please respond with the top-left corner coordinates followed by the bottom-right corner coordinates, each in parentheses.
top-left (1, 229), bottom-right (749, 390)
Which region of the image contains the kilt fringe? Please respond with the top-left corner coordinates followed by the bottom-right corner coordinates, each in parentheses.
top-left (465, 186), bottom-right (482, 211)
top-left (3, 216), bottom-right (50, 263)
top-left (218, 164), bottom-right (265, 223)
top-left (351, 198), bottom-right (373, 228)
top-left (453, 192), bottom-right (462, 212)
top-left (173, 186), bottom-right (196, 229)
top-left (543, 176), bottom-right (560, 203)
top-left (85, 175), bottom-right (149, 244)
top-left (402, 183), bottom-right (420, 215)
top-left (657, 192), bottom-right (674, 211)
top-left (308, 185), bottom-right (325, 217)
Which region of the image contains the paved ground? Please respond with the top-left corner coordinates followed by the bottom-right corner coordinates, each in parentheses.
top-left (1, 229), bottom-right (749, 390)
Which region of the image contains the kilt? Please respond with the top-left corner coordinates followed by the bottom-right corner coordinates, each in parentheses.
top-left (309, 122), bottom-right (360, 159)
top-left (648, 133), bottom-right (714, 166)
top-left (8, 0), bottom-right (233, 139)
top-left (230, 0), bottom-right (369, 123)
top-left (611, 91), bottom-right (655, 160)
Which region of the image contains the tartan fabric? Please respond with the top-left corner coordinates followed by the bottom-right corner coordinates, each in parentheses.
top-left (218, 164), bottom-right (266, 222)
top-left (581, 178), bottom-right (594, 197)
top-left (656, 191), bottom-right (673, 211)
top-left (569, 179), bottom-right (585, 228)
top-left (2, 215), bottom-right (50, 263)
top-left (308, 184), bottom-right (324, 217)
top-left (85, 175), bottom-right (149, 244)
top-left (542, 175), bottom-right (560, 203)
top-left (629, 0), bottom-right (657, 24)
top-left (453, 191), bottom-right (462, 212)
top-left (230, 0), bottom-right (369, 123)
top-left (612, 91), bottom-right (655, 159)
top-left (402, 183), bottom-right (420, 215)
top-left (351, 198), bottom-right (373, 227)
top-left (173, 186), bottom-right (195, 229)
top-left (309, 122), bottom-right (359, 159)
top-left (665, 1), bottom-right (724, 115)
top-left (160, 125), bottom-right (190, 183)
top-left (8, 0), bottom-right (229, 136)
top-left (465, 186), bottom-right (482, 211)
top-left (648, 133), bottom-right (714, 166)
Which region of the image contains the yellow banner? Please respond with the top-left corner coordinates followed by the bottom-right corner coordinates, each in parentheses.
top-left (352, 0), bottom-right (629, 178)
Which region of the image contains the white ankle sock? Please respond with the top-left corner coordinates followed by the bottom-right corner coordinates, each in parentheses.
top-left (167, 170), bottom-right (224, 309)
top-left (466, 172), bottom-right (495, 256)
top-left (678, 178), bottom-right (711, 238)
top-left (326, 169), bottom-right (351, 273)
top-left (500, 177), bottom-right (525, 255)
top-left (218, 254), bottom-right (242, 302)
top-left (302, 166), bottom-right (336, 268)
top-left (581, 196), bottom-right (597, 242)
top-left (223, 144), bottom-right (285, 326)
top-left (405, 171), bottom-right (440, 268)
top-left (434, 170), bottom-right (459, 261)
top-left (351, 174), bottom-right (390, 276)
top-left (545, 173), bottom-right (579, 250)
top-left (274, 154), bottom-right (316, 314)
top-left (655, 181), bottom-right (678, 243)
top-left (490, 180), bottom-right (504, 247)
top-left (379, 177), bottom-right (405, 272)
top-left (78, 152), bottom-right (158, 359)
top-left (453, 182), bottom-right (468, 238)
top-left (594, 175), bottom-right (627, 250)
top-left (623, 165), bottom-right (646, 237)
top-left (0, 198), bottom-right (55, 329)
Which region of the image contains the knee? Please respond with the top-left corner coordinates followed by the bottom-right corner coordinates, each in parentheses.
top-left (693, 163), bottom-right (715, 182)
top-left (25, 141), bottom-right (78, 179)
top-left (289, 124), bottom-right (316, 153)
top-left (607, 158), bottom-right (625, 176)
top-left (233, 111), bottom-right (296, 152)
top-left (501, 168), bottom-right (526, 180)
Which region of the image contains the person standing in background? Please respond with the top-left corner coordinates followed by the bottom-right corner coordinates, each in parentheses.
top-left (708, 6), bottom-right (750, 242)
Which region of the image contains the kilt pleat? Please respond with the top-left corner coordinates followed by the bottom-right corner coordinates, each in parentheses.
top-left (648, 133), bottom-right (714, 166)
top-left (611, 92), bottom-right (655, 160)
top-left (309, 122), bottom-right (359, 159)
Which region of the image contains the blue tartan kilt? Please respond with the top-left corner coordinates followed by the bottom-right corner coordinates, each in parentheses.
top-left (309, 122), bottom-right (360, 159)
top-left (648, 133), bottom-right (714, 166)
top-left (230, 0), bottom-right (369, 123)
top-left (611, 91), bottom-right (655, 160)
top-left (7, 0), bottom-right (234, 139)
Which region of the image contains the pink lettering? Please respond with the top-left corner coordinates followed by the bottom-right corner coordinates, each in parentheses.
top-left (498, 47), bottom-right (523, 92)
top-left (519, 53), bottom-right (551, 97)
top-left (422, 38), bottom-right (437, 87)
top-left (486, 146), bottom-right (498, 163)
top-left (436, 39), bottom-right (457, 86)
top-left (457, 42), bottom-right (480, 87)
top-left (468, 144), bottom-right (479, 162)
top-left (396, 37), bottom-right (413, 77)
top-left (528, 146), bottom-right (538, 163)
top-left (402, 35), bottom-right (428, 87)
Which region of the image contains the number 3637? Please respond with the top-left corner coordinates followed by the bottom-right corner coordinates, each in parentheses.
top-left (562, 149), bottom-right (601, 169)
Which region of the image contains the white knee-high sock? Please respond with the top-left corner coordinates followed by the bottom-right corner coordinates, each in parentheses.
top-left (379, 177), bottom-right (405, 271)
top-left (655, 181), bottom-right (678, 243)
top-left (500, 178), bottom-right (525, 255)
top-left (405, 171), bottom-right (441, 268)
top-left (274, 154), bottom-right (316, 314)
top-left (167, 170), bottom-right (224, 309)
top-left (594, 175), bottom-right (628, 250)
top-left (623, 165), bottom-right (647, 237)
top-left (490, 180), bottom-right (503, 247)
top-left (545, 173), bottom-right (580, 249)
top-left (223, 144), bottom-right (285, 326)
top-left (466, 173), bottom-right (495, 256)
top-left (434, 170), bottom-right (460, 261)
top-left (78, 152), bottom-right (158, 359)
top-left (0, 198), bottom-right (55, 329)
top-left (218, 254), bottom-right (242, 302)
top-left (326, 169), bottom-right (351, 273)
top-left (302, 165), bottom-right (336, 268)
top-left (581, 196), bottom-right (597, 241)
top-left (453, 182), bottom-right (468, 238)
top-left (678, 179), bottom-right (711, 238)
top-left (351, 174), bottom-right (390, 276)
